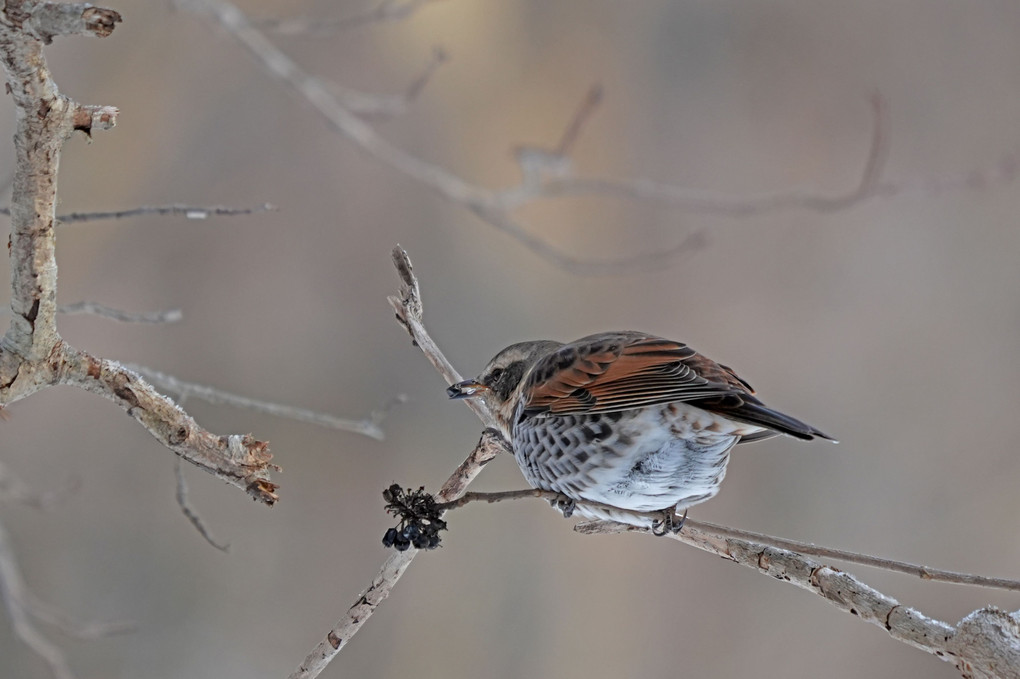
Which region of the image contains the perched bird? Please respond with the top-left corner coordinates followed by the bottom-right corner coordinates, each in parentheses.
top-left (448, 331), bottom-right (834, 531)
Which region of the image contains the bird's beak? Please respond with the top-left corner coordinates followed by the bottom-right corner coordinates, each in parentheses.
top-left (447, 379), bottom-right (487, 399)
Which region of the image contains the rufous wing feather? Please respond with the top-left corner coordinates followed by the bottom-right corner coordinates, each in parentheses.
top-left (521, 332), bottom-right (743, 416)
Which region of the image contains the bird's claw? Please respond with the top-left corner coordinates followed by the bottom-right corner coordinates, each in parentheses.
top-left (550, 494), bottom-right (576, 518)
top-left (651, 507), bottom-right (688, 536)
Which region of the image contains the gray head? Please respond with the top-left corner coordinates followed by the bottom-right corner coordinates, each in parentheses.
top-left (447, 340), bottom-right (563, 427)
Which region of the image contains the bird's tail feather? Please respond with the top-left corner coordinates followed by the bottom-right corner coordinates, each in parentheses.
top-left (721, 401), bottom-right (837, 443)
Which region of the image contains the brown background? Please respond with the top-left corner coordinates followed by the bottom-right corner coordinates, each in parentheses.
top-left (2, 1), bottom-right (1020, 677)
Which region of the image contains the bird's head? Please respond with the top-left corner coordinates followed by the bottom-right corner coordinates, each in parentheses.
top-left (447, 340), bottom-right (562, 434)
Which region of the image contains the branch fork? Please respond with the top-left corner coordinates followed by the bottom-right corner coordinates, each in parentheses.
top-left (0, 2), bottom-right (279, 504)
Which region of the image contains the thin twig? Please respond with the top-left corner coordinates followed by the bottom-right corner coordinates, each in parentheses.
top-left (175, 459), bottom-right (230, 552)
top-left (287, 252), bottom-right (503, 679)
top-left (64, 302), bottom-right (181, 324)
top-left (386, 247), bottom-right (497, 429)
top-left (259, 0), bottom-right (442, 36)
top-left (54, 202), bottom-right (276, 223)
top-left (434, 487), bottom-right (1020, 593)
top-left (288, 431), bottom-right (503, 679)
top-left (554, 83), bottom-right (603, 157)
top-left (528, 93), bottom-right (889, 215)
top-left (0, 203), bottom-right (275, 222)
top-left (180, 0), bottom-right (711, 275)
top-left (182, 4), bottom-right (1020, 276)
top-left (326, 47), bottom-right (447, 120)
top-left (0, 516), bottom-right (76, 679)
top-left (124, 363), bottom-right (393, 440)
top-left (0, 302), bottom-right (182, 324)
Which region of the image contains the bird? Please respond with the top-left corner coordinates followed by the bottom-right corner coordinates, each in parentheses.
top-left (447, 331), bottom-right (835, 532)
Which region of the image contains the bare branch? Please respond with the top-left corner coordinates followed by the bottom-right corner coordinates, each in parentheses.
top-left (288, 251), bottom-right (503, 679)
top-left (175, 459), bottom-right (230, 552)
top-left (59, 348), bottom-right (279, 504)
top-left (179, 0), bottom-right (711, 275)
top-left (289, 428), bottom-right (503, 679)
top-left (54, 202), bottom-right (276, 224)
top-left (294, 247), bottom-right (1020, 678)
top-left (125, 363), bottom-right (393, 440)
top-left (0, 202), bottom-right (275, 223)
top-left (387, 247), bottom-right (498, 429)
top-left (0, 2), bottom-right (119, 361)
top-left (15, 2), bottom-right (121, 44)
top-left (181, 3), bottom-right (1017, 277)
top-left (259, 0), bottom-right (442, 36)
top-left (57, 302), bottom-right (182, 324)
top-left (674, 518), bottom-right (1020, 593)
top-left (553, 83), bottom-right (603, 157)
top-left (0, 302), bottom-right (182, 324)
top-left (326, 47), bottom-right (447, 121)
top-left (0, 516), bottom-right (76, 679)
top-left (181, 5), bottom-right (1020, 275)
top-left (575, 520), bottom-right (1020, 679)
top-left (509, 93), bottom-right (889, 214)
top-left (432, 487), bottom-right (1020, 593)
top-left (0, 7), bottom-right (283, 509)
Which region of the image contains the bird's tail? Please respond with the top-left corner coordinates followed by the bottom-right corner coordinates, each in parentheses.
top-left (710, 398), bottom-right (837, 443)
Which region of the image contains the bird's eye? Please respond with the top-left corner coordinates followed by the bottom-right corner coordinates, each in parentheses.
top-left (488, 368), bottom-right (504, 383)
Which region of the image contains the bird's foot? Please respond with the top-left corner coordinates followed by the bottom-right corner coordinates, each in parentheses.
top-left (549, 493), bottom-right (576, 518)
top-left (651, 507), bottom-right (688, 536)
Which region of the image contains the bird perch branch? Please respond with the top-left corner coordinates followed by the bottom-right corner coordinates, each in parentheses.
top-left (289, 247), bottom-right (1020, 679)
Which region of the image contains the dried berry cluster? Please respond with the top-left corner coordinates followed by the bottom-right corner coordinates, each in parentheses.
top-left (381, 484), bottom-right (447, 551)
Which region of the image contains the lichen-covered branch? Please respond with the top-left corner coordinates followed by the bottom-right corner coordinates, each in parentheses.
top-left (58, 347), bottom-right (279, 503)
top-left (0, 2), bottom-right (281, 508)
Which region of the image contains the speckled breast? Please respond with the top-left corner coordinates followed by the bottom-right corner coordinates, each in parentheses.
top-left (512, 401), bottom-right (762, 514)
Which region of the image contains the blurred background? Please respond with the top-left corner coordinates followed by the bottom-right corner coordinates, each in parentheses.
top-left (2, 0), bottom-right (1020, 677)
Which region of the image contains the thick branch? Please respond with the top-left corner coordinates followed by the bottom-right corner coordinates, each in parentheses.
top-left (58, 347), bottom-right (278, 504)
top-left (13, 2), bottom-right (121, 44)
top-left (0, 0), bottom-right (119, 367)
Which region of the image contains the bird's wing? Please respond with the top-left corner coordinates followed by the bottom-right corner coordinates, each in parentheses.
top-left (520, 332), bottom-right (747, 416)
